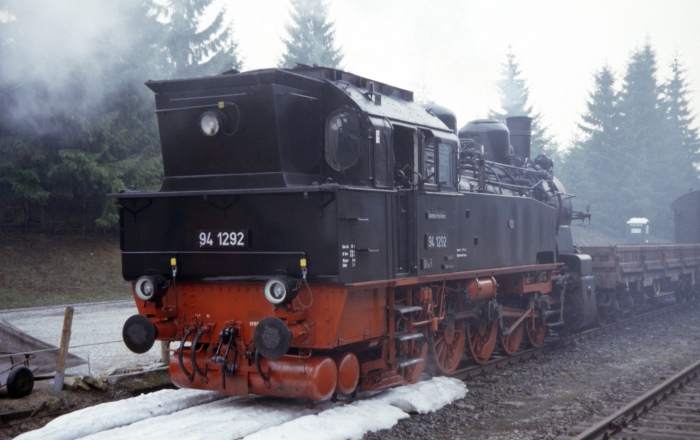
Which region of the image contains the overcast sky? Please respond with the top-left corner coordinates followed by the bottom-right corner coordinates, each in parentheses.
top-left (230, 0), bottom-right (700, 148)
top-left (2, 1), bottom-right (697, 148)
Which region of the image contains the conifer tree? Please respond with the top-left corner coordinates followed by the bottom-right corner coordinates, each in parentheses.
top-left (489, 49), bottom-right (556, 157)
top-left (0, 1), bottom-right (164, 233)
top-left (154, 0), bottom-right (242, 78)
top-left (562, 43), bottom-right (697, 241)
top-left (616, 42), bottom-right (674, 237)
top-left (617, 43), bottom-right (665, 156)
top-left (577, 65), bottom-right (620, 146)
top-left (279, 0), bottom-right (343, 69)
top-left (559, 65), bottom-right (621, 235)
top-left (662, 57), bottom-right (699, 188)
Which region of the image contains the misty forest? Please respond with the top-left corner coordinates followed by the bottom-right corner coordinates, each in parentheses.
top-left (0, 0), bottom-right (698, 241)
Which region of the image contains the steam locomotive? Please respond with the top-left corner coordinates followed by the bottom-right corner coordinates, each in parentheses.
top-left (116, 66), bottom-right (699, 401)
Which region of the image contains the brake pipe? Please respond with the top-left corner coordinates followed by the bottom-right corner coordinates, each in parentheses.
top-left (178, 328), bottom-right (196, 382)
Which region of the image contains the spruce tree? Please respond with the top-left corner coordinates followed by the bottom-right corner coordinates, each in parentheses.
top-left (616, 42), bottom-right (674, 238)
top-left (662, 57), bottom-right (699, 189)
top-left (617, 42), bottom-right (665, 157)
top-left (566, 42), bottom-right (695, 240)
top-left (0, 1), bottom-right (164, 233)
top-left (577, 65), bottom-right (620, 147)
top-left (154, 0), bottom-right (242, 78)
top-left (279, 0), bottom-right (344, 69)
top-left (489, 49), bottom-right (556, 157)
top-left (560, 65), bottom-right (621, 235)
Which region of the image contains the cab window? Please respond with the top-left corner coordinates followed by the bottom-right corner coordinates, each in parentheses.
top-left (325, 110), bottom-right (361, 172)
top-left (423, 137), bottom-right (456, 190)
top-left (438, 140), bottom-right (454, 187)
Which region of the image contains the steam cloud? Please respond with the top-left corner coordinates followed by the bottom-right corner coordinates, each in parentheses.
top-left (1, 0), bottom-right (144, 133)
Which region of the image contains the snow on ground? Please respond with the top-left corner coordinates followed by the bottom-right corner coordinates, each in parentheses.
top-left (15, 376), bottom-right (467, 440)
top-left (0, 301), bottom-right (162, 376)
top-left (14, 389), bottom-right (224, 440)
top-left (244, 377), bottom-right (467, 440)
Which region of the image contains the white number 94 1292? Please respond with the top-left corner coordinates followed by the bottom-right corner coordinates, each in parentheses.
top-left (198, 230), bottom-right (248, 248)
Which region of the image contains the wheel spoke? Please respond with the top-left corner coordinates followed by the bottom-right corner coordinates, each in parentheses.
top-left (430, 318), bottom-right (466, 374)
top-left (500, 320), bottom-right (523, 356)
top-left (467, 319), bottom-right (497, 364)
top-left (525, 317), bottom-right (546, 348)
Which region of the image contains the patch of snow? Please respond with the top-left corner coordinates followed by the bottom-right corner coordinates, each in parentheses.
top-left (245, 399), bottom-right (409, 440)
top-left (81, 396), bottom-right (316, 440)
top-left (14, 388), bottom-right (223, 440)
top-left (16, 377), bottom-right (466, 440)
top-left (246, 376), bottom-right (467, 440)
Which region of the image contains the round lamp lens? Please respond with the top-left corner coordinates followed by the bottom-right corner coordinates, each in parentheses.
top-left (264, 279), bottom-right (288, 305)
top-left (200, 112), bottom-right (220, 136)
top-left (142, 281), bottom-right (154, 296)
top-left (135, 277), bottom-right (155, 301)
top-left (272, 284), bottom-right (285, 300)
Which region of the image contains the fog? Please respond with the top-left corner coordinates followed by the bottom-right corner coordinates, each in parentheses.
top-left (231, 0), bottom-right (700, 146)
top-left (2, 0), bottom-right (700, 145)
top-left (0, 0), bottom-right (145, 134)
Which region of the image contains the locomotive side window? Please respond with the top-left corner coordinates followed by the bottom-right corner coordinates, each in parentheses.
top-left (326, 110), bottom-right (361, 172)
top-left (424, 141), bottom-right (436, 184)
top-left (393, 125), bottom-right (418, 188)
top-left (369, 117), bottom-right (393, 188)
top-left (422, 137), bottom-right (457, 189)
top-left (438, 140), bottom-right (455, 188)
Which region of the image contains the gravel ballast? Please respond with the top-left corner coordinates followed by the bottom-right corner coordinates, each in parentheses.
top-left (364, 301), bottom-right (700, 440)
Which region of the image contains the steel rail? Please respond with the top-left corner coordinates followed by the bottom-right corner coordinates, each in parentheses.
top-left (571, 358), bottom-right (700, 440)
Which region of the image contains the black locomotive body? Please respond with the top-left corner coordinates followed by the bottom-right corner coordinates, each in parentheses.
top-left (115, 67), bottom-right (611, 400)
top-left (672, 190), bottom-right (700, 244)
top-left (120, 68), bottom-right (562, 283)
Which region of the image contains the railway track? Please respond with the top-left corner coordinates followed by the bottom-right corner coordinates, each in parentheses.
top-left (451, 298), bottom-right (688, 380)
top-left (563, 358), bottom-right (700, 439)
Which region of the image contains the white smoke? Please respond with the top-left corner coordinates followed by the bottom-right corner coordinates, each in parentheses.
top-left (0, 8), bottom-right (16, 23)
top-left (1, 0), bottom-right (145, 133)
top-left (5, 1), bottom-right (138, 80)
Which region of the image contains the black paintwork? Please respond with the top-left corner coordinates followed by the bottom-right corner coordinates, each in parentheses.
top-left (672, 190), bottom-right (700, 244)
top-left (113, 67), bottom-right (565, 286)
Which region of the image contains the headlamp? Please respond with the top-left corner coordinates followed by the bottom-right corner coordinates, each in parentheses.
top-left (134, 275), bottom-right (168, 301)
top-left (263, 279), bottom-right (290, 305)
top-left (199, 110), bottom-right (223, 136)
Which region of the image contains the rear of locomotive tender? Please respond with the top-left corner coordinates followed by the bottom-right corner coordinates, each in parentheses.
top-left (116, 67), bottom-right (593, 401)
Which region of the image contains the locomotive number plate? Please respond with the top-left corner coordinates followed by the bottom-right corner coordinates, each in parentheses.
top-left (425, 234), bottom-right (448, 249)
top-left (198, 230), bottom-right (249, 248)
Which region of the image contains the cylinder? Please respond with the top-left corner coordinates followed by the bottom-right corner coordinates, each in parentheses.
top-left (170, 350), bottom-right (339, 401)
top-left (332, 352), bottom-right (360, 395)
top-left (249, 355), bottom-right (338, 401)
top-left (466, 277), bottom-right (498, 301)
top-left (154, 319), bottom-right (179, 340)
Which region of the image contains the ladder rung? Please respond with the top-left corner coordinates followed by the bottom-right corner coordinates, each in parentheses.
top-left (395, 331), bottom-right (424, 342)
top-left (395, 305), bottom-right (422, 315)
top-left (396, 357), bottom-right (424, 368)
